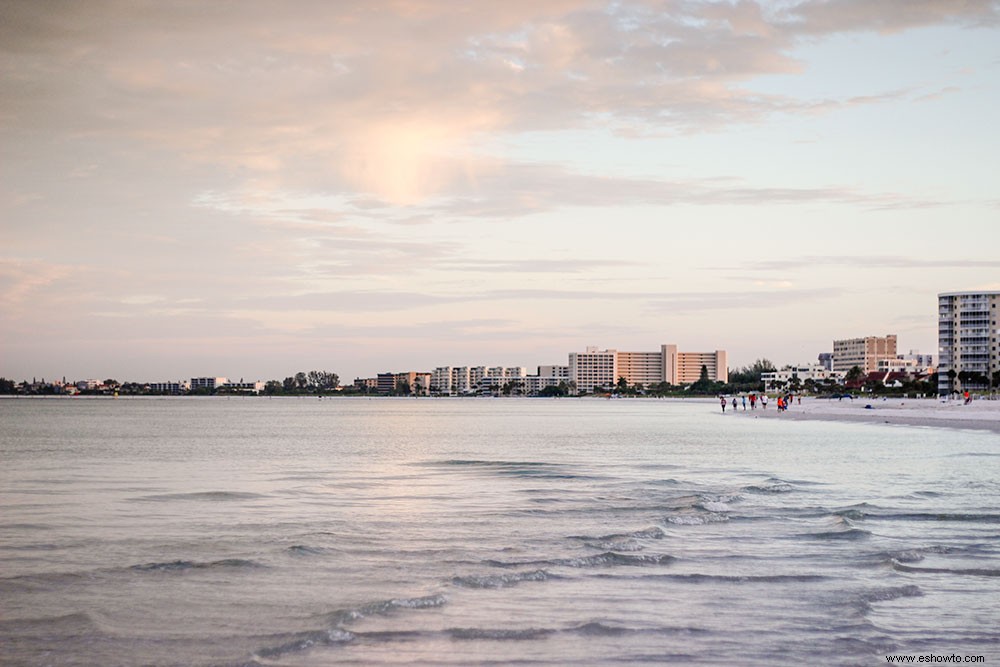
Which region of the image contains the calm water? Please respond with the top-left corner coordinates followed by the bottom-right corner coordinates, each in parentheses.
top-left (1, 397), bottom-right (998, 666)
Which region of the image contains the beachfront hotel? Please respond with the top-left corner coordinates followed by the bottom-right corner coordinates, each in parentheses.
top-left (570, 344), bottom-right (727, 394)
top-left (938, 290), bottom-right (1000, 394)
top-left (831, 335), bottom-right (897, 374)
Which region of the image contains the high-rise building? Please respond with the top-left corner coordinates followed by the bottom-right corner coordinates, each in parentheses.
top-left (832, 335), bottom-right (897, 374)
top-left (569, 344), bottom-right (727, 393)
top-left (938, 291), bottom-right (1000, 394)
top-left (569, 347), bottom-right (618, 394)
top-left (671, 348), bottom-right (728, 385)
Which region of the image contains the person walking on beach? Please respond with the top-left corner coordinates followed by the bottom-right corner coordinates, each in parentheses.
top-left (732, 397), bottom-right (738, 412)
top-left (742, 396), bottom-right (747, 411)
top-left (761, 395), bottom-right (768, 410)
top-left (720, 396), bottom-right (727, 412)
top-left (750, 394), bottom-right (757, 410)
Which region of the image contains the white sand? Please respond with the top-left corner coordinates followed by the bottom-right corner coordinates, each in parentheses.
top-left (731, 396), bottom-right (1000, 434)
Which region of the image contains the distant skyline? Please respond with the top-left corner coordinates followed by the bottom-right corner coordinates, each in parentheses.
top-left (2, 1), bottom-right (999, 382)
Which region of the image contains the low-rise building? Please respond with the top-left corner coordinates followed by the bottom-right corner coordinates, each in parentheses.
top-left (222, 380), bottom-right (265, 394)
top-left (761, 365), bottom-right (843, 392)
top-left (354, 377), bottom-right (378, 391)
top-left (149, 381), bottom-right (189, 395)
top-left (191, 377), bottom-right (228, 392)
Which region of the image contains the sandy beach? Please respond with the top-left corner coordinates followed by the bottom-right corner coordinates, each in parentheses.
top-left (729, 396), bottom-right (1000, 434)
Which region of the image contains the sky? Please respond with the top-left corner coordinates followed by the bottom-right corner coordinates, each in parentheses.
top-left (2, 0), bottom-right (999, 383)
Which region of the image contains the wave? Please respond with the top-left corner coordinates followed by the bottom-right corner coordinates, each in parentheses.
top-left (325, 594), bottom-right (448, 625)
top-left (287, 545), bottom-right (328, 556)
top-left (131, 491), bottom-right (267, 502)
top-left (891, 561), bottom-right (1000, 577)
top-left (698, 501), bottom-right (733, 513)
top-left (255, 628), bottom-right (356, 659)
top-left (451, 569), bottom-right (555, 589)
top-left (858, 585), bottom-right (923, 603)
top-left (255, 594), bottom-right (447, 659)
top-left (0, 523), bottom-right (52, 532)
top-left (864, 543), bottom-right (988, 567)
top-left (569, 527), bottom-right (666, 550)
top-left (743, 482), bottom-right (794, 494)
top-left (420, 459), bottom-right (603, 480)
top-left (666, 512), bottom-right (729, 525)
top-left (602, 573), bottom-right (828, 584)
top-left (869, 512), bottom-right (1000, 523)
top-left (799, 528), bottom-right (871, 541)
top-left (0, 611), bottom-right (101, 633)
top-left (130, 558), bottom-right (262, 572)
top-left (446, 622), bottom-right (710, 641)
top-left (449, 627), bottom-right (554, 641)
top-left (486, 552), bottom-right (675, 569)
top-left (583, 539), bottom-right (645, 552)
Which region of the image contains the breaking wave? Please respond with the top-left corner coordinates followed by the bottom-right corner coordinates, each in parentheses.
top-left (452, 569), bottom-right (555, 589)
top-left (486, 552), bottom-right (675, 569)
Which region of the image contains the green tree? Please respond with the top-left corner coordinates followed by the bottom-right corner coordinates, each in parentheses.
top-left (616, 376), bottom-right (629, 394)
top-left (264, 380), bottom-right (282, 395)
top-left (845, 366), bottom-right (864, 383)
top-left (727, 359), bottom-right (777, 387)
top-left (295, 372), bottom-right (307, 389)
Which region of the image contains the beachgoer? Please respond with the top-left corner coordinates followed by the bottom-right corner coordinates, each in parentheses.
top-left (732, 397), bottom-right (738, 412)
top-left (761, 395), bottom-right (767, 409)
top-left (742, 396), bottom-right (747, 411)
top-left (720, 396), bottom-right (726, 412)
top-left (750, 394), bottom-right (756, 409)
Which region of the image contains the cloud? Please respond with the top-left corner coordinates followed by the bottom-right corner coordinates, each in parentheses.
top-left (3, 1), bottom-right (995, 204)
top-left (645, 287), bottom-right (845, 313)
top-left (738, 256), bottom-right (1000, 271)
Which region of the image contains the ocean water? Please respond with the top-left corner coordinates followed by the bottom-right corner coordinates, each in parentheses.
top-left (1, 397), bottom-right (998, 666)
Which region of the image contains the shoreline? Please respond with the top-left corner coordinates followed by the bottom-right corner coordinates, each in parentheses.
top-left (4, 394), bottom-right (999, 435)
top-left (725, 396), bottom-right (1000, 434)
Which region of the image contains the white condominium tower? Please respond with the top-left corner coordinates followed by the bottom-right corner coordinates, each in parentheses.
top-left (937, 291), bottom-right (1000, 394)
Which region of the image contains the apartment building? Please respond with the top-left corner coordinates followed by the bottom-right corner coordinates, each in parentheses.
top-left (538, 365), bottom-right (570, 379)
top-left (617, 349), bottom-right (667, 387)
top-left (569, 344), bottom-right (727, 392)
top-left (673, 348), bottom-right (728, 385)
top-left (569, 347), bottom-right (618, 394)
top-left (938, 291), bottom-right (1000, 393)
top-left (832, 335), bottom-right (897, 374)
top-left (190, 377), bottom-right (228, 391)
top-left (431, 365), bottom-right (526, 394)
top-left (354, 377), bottom-right (378, 391)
